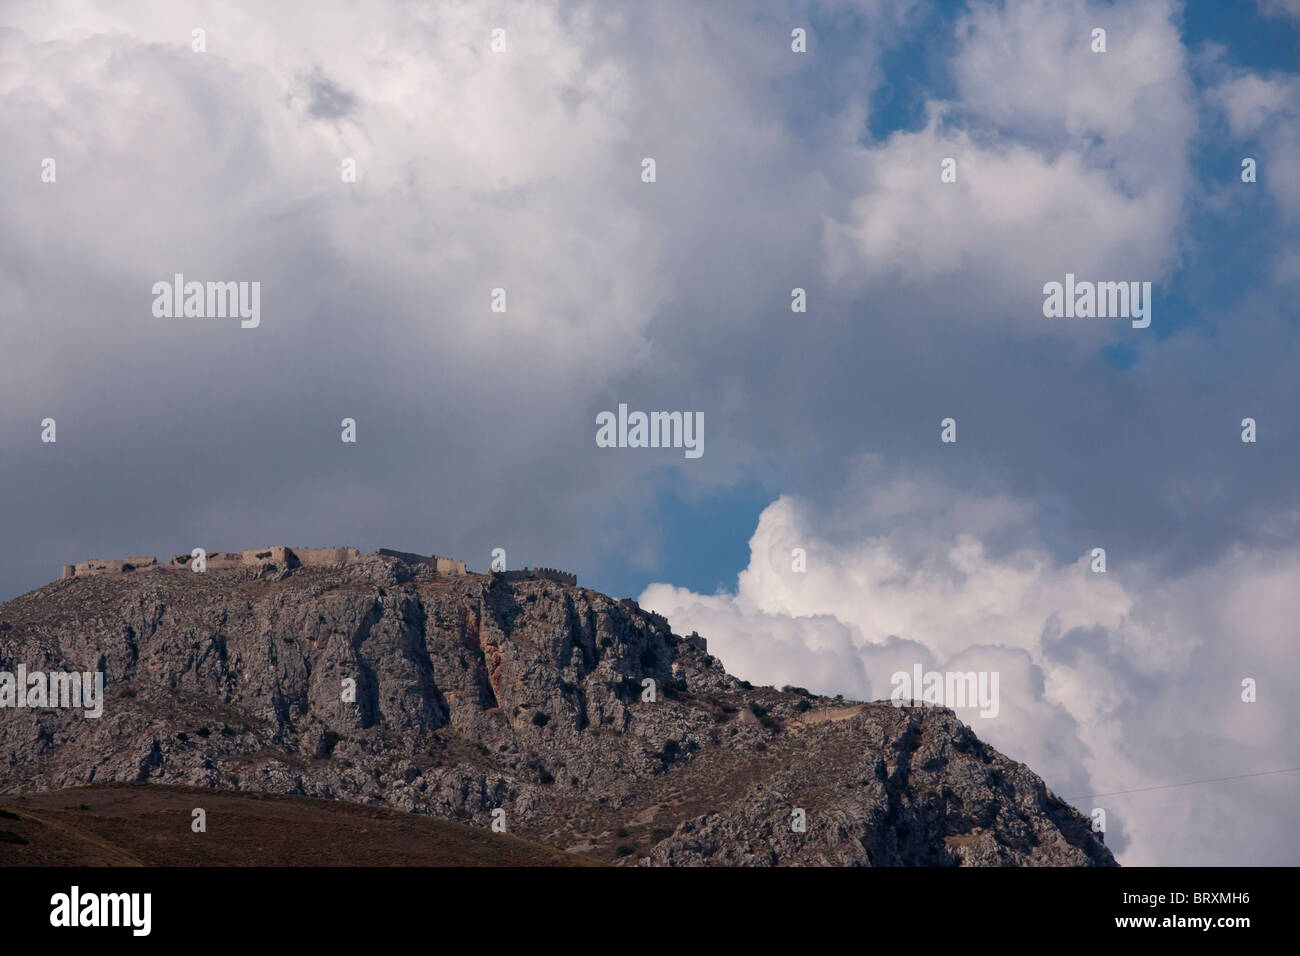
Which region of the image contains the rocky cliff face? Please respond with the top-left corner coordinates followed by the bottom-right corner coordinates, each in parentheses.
top-left (0, 553), bottom-right (1114, 865)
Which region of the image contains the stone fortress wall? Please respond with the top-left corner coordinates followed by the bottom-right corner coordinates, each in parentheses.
top-left (374, 549), bottom-right (467, 575)
top-left (60, 548), bottom-right (585, 589)
top-left (490, 567), bottom-right (578, 586)
top-left (61, 546), bottom-right (468, 579)
top-left (65, 556), bottom-right (159, 577)
top-left (613, 596), bottom-right (701, 650)
top-left (55, 548), bottom-right (673, 643)
top-left (618, 597), bottom-right (668, 630)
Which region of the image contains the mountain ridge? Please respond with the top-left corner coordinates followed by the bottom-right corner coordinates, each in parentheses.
top-left (0, 548), bottom-right (1115, 866)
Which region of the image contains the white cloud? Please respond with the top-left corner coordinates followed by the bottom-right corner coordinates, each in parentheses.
top-left (1211, 72), bottom-right (1300, 222)
top-left (823, 0), bottom-right (1195, 324)
top-left (640, 465), bottom-right (1300, 864)
top-left (1257, 0), bottom-right (1300, 21)
top-left (0, 0), bottom-right (891, 582)
top-left (0, 1), bottom-right (670, 386)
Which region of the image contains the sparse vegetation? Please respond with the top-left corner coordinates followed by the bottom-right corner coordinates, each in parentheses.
top-left (0, 785), bottom-right (594, 865)
top-left (662, 677), bottom-right (690, 700)
top-left (318, 730), bottom-right (341, 758)
top-left (615, 843), bottom-right (636, 857)
top-left (611, 676), bottom-right (643, 701)
top-left (748, 701), bottom-right (780, 731)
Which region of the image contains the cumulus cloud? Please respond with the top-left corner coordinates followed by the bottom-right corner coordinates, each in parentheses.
top-left (1, 0), bottom-right (893, 589)
top-left (1257, 0), bottom-right (1300, 21)
top-left (1210, 72), bottom-right (1300, 222)
top-left (824, 0), bottom-right (1195, 334)
top-left (640, 464), bottom-right (1300, 865)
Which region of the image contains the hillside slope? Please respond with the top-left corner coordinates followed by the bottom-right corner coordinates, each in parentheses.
top-left (0, 783), bottom-right (592, 866)
top-left (0, 552), bottom-right (1114, 866)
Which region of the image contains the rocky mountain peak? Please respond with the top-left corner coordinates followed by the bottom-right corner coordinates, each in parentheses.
top-left (0, 548), bottom-right (1114, 866)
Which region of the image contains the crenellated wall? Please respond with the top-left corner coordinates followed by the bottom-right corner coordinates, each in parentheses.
top-left (491, 566), bottom-right (577, 586)
top-left (618, 597), bottom-right (669, 631)
top-left (432, 556), bottom-right (467, 575)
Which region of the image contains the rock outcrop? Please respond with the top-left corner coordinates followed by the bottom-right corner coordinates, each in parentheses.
top-left (0, 550), bottom-right (1113, 866)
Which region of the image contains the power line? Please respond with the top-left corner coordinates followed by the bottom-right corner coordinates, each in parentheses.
top-left (1067, 766), bottom-right (1300, 801)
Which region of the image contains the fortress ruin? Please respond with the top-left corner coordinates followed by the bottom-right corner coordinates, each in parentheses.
top-left (59, 548), bottom-right (586, 590)
top-left (618, 597), bottom-right (669, 631)
top-left (489, 567), bottom-right (578, 587)
top-left (60, 546), bottom-right (469, 580)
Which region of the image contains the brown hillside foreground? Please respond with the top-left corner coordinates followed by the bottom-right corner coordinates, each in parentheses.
top-left (0, 784), bottom-right (600, 867)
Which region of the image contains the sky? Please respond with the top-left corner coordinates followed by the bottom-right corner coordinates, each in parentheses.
top-left (1, 0), bottom-right (1297, 865)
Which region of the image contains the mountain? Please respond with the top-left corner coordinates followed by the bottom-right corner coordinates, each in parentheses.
top-left (0, 548), bottom-right (1114, 866)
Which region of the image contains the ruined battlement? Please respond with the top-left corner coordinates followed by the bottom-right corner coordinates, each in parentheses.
top-left (490, 566), bottom-right (578, 587)
top-left (618, 597), bottom-right (670, 633)
top-left (374, 550), bottom-right (467, 575)
top-left (61, 546), bottom-right (468, 579)
top-left (168, 546), bottom-right (330, 571)
top-left (61, 556), bottom-right (158, 579)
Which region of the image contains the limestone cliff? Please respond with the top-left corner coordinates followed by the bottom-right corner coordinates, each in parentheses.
top-left (0, 551), bottom-right (1114, 866)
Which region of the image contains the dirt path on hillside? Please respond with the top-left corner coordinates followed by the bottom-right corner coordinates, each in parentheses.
top-left (791, 704), bottom-right (866, 728)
